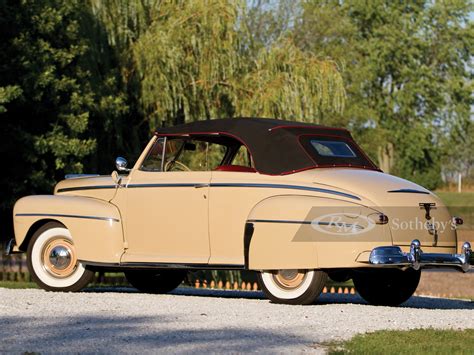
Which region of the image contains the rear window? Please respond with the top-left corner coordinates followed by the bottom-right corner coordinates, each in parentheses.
top-left (310, 140), bottom-right (356, 158)
top-left (299, 135), bottom-right (377, 169)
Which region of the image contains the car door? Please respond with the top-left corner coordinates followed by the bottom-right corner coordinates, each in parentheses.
top-left (208, 146), bottom-right (267, 266)
top-left (119, 137), bottom-right (211, 265)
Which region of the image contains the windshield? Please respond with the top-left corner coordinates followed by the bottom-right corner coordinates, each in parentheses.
top-left (140, 135), bottom-right (249, 172)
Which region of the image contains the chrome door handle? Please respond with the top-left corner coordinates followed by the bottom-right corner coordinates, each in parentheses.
top-left (194, 183), bottom-right (209, 189)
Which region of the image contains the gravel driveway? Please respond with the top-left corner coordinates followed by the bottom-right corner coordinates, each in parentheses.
top-left (1, 287), bottom-right (473, 354)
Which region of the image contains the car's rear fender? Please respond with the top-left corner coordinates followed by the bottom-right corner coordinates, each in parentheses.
top-left (246, 195), bottom-right (392, 269)
top-left (13, 195), bottom-right (124, 263)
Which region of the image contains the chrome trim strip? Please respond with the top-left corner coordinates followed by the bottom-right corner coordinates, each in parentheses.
top-left (194, 183), bottom-right (210, 188)
top-left (127, 183), bottom-right (197, 188)
top-left (15, 213), bottom-right (120, 223)
top-left (211, 183), bottom-right (360, 200)
top-left (59, 182), bottom-right (359, 200)
top-left (247, 219), bottom-right (363, 229)
top-left (57, 185), bottom-right (116, 193)
top-left (248, 219), bottom-right (311, 225)
top-left (65, 174), bottom-right (100, 180)
top-left (160, 137), bottom-right (167, 172)
top-left (387, 189), bottom-right (430, 194)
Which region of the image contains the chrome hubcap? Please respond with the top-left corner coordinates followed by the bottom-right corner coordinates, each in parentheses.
top-left (273, 269), bottom-right (307, 290)
top-left (42, 238), bottom-right (77, 278)
top-left (49, 246), bottom-right (71, 270)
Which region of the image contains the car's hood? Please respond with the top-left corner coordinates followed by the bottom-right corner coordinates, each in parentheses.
top-left (54, 175), bottom-right (118, 201)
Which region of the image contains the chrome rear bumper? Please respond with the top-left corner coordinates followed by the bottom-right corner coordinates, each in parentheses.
top-left (369, 239), bottom-right (472, 273)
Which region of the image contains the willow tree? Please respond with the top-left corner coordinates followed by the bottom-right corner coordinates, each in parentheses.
top-left (92, 0), bottom-right (345, 129)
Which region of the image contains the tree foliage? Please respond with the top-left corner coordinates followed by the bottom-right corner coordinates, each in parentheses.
top-left (1, 0), bottom-right (98, 208)
top-left (0, 0), bottom-right (345, 238)
top-left (285, 0), bottom-right (473, 189)
top-left (92, 0), bottom-right (344, 127)
top-left (0, 0), bottom-right (472, 240)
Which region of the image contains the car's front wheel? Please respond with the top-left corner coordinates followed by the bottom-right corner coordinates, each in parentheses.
top-left (124, 269), bottom-right (187, 293)
top-left (257, 269), bottom-right (328, 305)
top-left (352, 268), bottom-right (421, 306)
top-left (27, 222), bottom-right (94, 292)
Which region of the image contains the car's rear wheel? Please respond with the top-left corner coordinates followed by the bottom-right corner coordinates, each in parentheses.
top-left (27, 222), bottom-right (94, 292)
top-left (124, 269), bottom-right (187, 293)
top-left (257, 269), bottom-right (328, 305)
top-left (353, 268), bottom-right (421, 306)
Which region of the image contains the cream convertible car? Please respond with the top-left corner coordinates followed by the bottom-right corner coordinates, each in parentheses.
top-left (7, 118), bottom-right (472, 305)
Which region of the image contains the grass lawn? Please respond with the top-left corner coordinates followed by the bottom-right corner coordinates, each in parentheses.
top-left (436, 191), bottom-right (474, 228)
top-left (0, 281), bottom-right (38, 289)
top-left (436, 191), bottom-right (474, 207)
top-left (0, 279), bottom-right (131, 289)
top-left (328, 329), bottom-right (474, 354)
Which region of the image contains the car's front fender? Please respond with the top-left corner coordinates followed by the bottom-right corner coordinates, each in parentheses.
top-left (13, 195), bottom-right (124, 263)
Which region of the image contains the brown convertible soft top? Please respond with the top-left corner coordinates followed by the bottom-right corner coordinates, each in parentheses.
top-left (156, 118), bottom-right (379, 175)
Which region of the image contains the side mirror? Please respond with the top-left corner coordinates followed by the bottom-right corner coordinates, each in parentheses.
top-left (115, 157), bottom-right (130, 172)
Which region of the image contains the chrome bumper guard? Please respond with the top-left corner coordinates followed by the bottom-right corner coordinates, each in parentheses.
top-left (4, 238), bottom-right (16, 256)
top-left (369, 239), bottom-right (472, 273)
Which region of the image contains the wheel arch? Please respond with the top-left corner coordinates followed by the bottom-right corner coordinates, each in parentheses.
top-left (244, 194), bottom-right (390, 270)
top-left (18, 218), bottom-right (65, 251)
top-left (245, 194), bottom-right (324, 270)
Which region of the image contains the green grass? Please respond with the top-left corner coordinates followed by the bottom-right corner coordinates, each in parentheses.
top-left (436, 191), bottom-right (474, 207)
top-left (0, 280), bottom-right (128, 289)
top-left (436, 192), bottom-right (474, 228)
top-left (327, 329), bottom-right (474, 355)
top-left (0, 281), bottom-right (38, 289)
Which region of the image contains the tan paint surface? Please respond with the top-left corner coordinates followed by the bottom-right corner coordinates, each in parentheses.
top-left (13, 195), bottom-right (123, 263)
top-left (11, 136), bottom-right (462, 271)
top-left (54, 176), bottom-right (118, 201)
top-left (117, 170), bottom-right (212, 264)
top-left (247, 195), bottom-right (388, 269)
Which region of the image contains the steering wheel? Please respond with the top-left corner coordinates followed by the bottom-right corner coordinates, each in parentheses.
top-left (164, 160), bottom-right (191, 172)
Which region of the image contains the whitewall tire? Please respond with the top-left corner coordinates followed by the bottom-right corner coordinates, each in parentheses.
top-left (27, 222), bottom-right (94, 291)
top-left (257, 269), bottom-right (328, 305)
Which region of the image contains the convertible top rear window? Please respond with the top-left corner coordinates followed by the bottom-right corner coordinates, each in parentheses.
top-left (300, 135), bottom-right (374, 169)
top-left (310, 140), bottom-right (356, 158)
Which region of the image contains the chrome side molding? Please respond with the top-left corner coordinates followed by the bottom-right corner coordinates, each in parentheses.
top-left (65, 174), bottom-right (100, 179)
top-left (369, 239), bottom-right (472, 273)
top-left (15, 213), bottom-right (120, 223)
